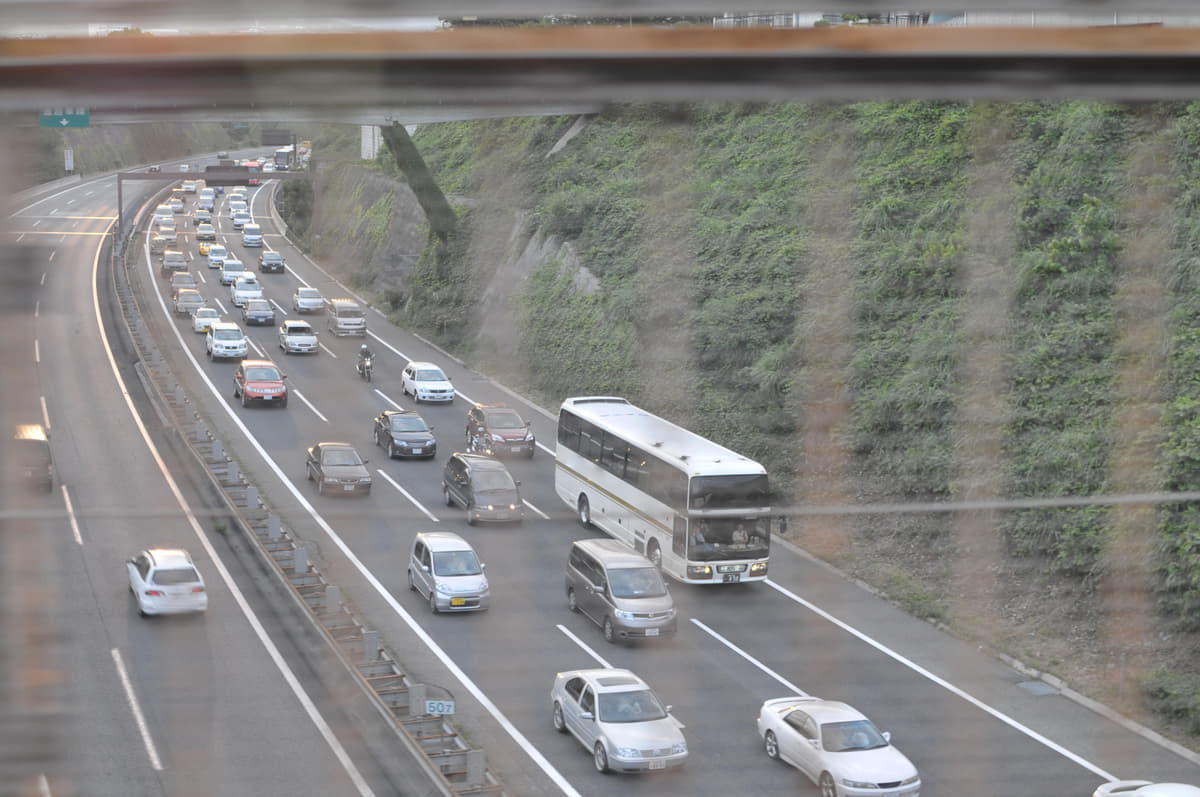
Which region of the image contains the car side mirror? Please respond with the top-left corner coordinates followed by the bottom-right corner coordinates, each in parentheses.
top-left (421, 564), bottom-right (430, 573)
top-left (362, 458), bottom-right (369, 465)
top-left (664, 705), bottom-right (673, 714)
top-left (882, 731), bottom-right (891, 743)
top-left (580, 711), bottom-right (594, 721)
top-left (515, 480), bottom-right (522, 487)
top-left (480, 562), bottom-right (487, 571)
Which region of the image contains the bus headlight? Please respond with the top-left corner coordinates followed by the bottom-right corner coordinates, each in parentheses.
top-left (686, 565), bottom-right (713, 580)
top-left (749, 562), bottom-right (768, 576)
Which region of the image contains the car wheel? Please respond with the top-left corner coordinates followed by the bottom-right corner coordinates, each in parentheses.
top-left (819, 772), bottom-right (836, 797)
top-left (646, 540), bottom-right (663, 570)
top-left (578, 496), bottom-right (591, 528)
top-left (443, 485), bottom-right (454, 507)
top-left (552, 701), bottom-right (567, 733)
top-left (567, 588), bottom-right (579, 613)
top-left (603, 616), bottom-right (616, 643)
top-left (388, 441), bottom-right (396, 459)
top-left (429, 590), bottom-right (438, 614)
top-left (764, 730), bottom-right (780, 760)
top-left (407, 569), bottom-right (416, 591)
top-left (593, 742), bottom-right (609, 774)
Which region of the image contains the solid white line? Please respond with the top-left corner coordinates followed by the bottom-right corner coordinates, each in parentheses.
top-left (555, 624), bottom-right (613, 669)
top-left (375, 469), bottom-right (439, 522)
top-left (366, 329), bottom-right (411, 365)
top-left (291, 389), bottom-right (328, 422)
top-left (96, 222), bottom-right (378, 796)
top-left (763, 578), bottom-right (1117, 780)
top-left (690, 618), bottom-right (806, 696)
top-left (110, 648), bottom-right (164, 771)
top-left (61, 485), bottom-right (82, 546)
top-left (523, 499), bottom-right (549, 520)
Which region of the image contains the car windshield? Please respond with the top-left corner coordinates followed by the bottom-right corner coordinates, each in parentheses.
top-left (607, 567), bottom-right (668, 599)
top-left (248, 300), bottom-right (270, 310)
top-left (322, 448), bottom-right (362, 467)
top-left (485, 410), bottom-right (524, 429)
top-left (822, 720), bottom-right (888, 753)
top-left (214, 329), bottom-right (241, 341)
top-left (245, 367), bottom-right (280, 381)
top-left (416, 368), bottom-right (446, 381)
top-left (286, 323), bottom-right (312, 334)
top-left (151, 567), bottom-right (201, 586)
top-left (431, 550), bottom-right (482, 577)
top-left (298, 289), bottom-right (320, 298)
top-left (390, 415), bottom-right (428, 432)
top-left (265, 254), bottom-right (282, 262)
top-left (209, 247), bottom-right (226, 257)
top-left (596, 689), bottom-right (666, 723)
top-left (472, 471), bottom-right (515, 493)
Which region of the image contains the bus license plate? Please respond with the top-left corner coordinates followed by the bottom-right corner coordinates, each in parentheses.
top-left (722, 573), bottom-right (741, 583)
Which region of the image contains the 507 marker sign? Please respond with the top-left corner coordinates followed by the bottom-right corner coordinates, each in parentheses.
top-left (40, 108), bottom-right (90, 128)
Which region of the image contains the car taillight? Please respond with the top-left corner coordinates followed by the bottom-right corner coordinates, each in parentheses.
top-left (144, 590), bottom-right (165, 597)
top-left (191, 586), bottom-right (205, 593)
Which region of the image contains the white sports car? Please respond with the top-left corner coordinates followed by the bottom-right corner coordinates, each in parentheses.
top-left (756, 697), bottom-right (920, 797)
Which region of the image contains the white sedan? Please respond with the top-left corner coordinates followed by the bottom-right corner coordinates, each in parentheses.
top-left (550, 668), bottom-right (687, 774)
top-left (756, 697), bottom-right (920, 797)
top-left (192, 306), bottom-right (221, 333)
top-left (278, 319), bottom-right (319, 354)
top-left (1094, 784), bottom-right (1200, 796)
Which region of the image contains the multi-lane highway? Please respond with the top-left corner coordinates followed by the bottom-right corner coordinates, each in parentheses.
top-left (6, 170), bottom-right (400, 797)
top-left (10, 161), bottom-right (1200, 796)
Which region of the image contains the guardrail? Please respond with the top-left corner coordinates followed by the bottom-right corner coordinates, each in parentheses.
top-left (109, 191), bottom-right (507, 796)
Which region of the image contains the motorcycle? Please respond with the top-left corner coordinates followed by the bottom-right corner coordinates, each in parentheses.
top-left (356, 355), bottom-right (373, 382)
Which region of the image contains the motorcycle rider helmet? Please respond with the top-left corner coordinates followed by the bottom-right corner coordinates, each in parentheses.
top-left (360, 344), bottom-right (368, 354)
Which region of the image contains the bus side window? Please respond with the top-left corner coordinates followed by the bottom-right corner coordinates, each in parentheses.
top-left (673, 516), bottom-right (686, 555)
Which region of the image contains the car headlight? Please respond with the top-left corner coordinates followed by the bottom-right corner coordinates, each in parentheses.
top-left (841, 778), bottom-right (876, 789)
top-left (614, 747), bottom-right (639, 759)
top-left (670, 741), bottom-right (687, 755)
top-left (613, 609), bottom-right (635, 620)
top-left (525, 432), bottom-right (535, 441)
top-left (491, 434), bottom-right (504, 443)
top-left (899, 774), bottom-right (920, 786)
top-left (358, 477), bottom-right (371, 484)
top-left (436, 584), bottom-right (453, 595)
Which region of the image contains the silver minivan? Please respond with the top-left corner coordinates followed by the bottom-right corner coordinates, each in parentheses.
top-left (408, 531), bottom-right (489, 613)
top-left (565, 539), bottom-right (677, 643)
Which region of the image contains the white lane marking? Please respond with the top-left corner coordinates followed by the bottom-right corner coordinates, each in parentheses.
top-left (110, 648), bottom-right (164, 771)
top-left (35, 300), bottom-right (40, 318)
top-left (247, 337), bottom-right (265, 358)
top-left (763, 578), bottom-right (1117, 781)
top-left (523, 499), bottom-right (549, 520)
top-left (375, 469), bottom-right (439, 522)
top-left (40, 271), bottom-right (46, 284)
top-left (375, 388), bottom-right (402, 409)
top-left (61, 485), bottom-right (82, 546)
top-left (535, 440), bottom-right (555, 456)
top-left (196, 271), bottom-right (206, 285)
top-left (48, 249), bottom-right (56, 262)
top-left (556, 624), bottom-right (613, 669)
top-left (34, 339), bottom-right (40, 364)
top-left (690, 618), bottom-right (805, 696)
top-left (320, 341), bottom-right (337, 357)
top-left (96, 223), bottom-right (379, 796)
top-left (36, 773), bottom-right (51, 797)
top-left (213, 297), bottom-right (229, 314)
top-left (270, 298), bottom-right (286, 314)
top-left (291, 389), bottom-right (327, 422)
top-left (40, 395), bottom-right (50, 430)
top-left (33, 219), bottom-right (41, 227)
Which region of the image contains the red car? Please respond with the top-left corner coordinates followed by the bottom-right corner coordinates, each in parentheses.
top-left (233, 359), bottom-right (288, 408)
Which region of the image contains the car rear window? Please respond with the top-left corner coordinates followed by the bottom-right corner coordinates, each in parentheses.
top-left (152, 567), bottom-right (201, 585)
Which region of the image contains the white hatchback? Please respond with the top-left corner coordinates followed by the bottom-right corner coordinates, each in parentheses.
top-left (127, 548), bottom-right (208, 616)
top-left (206, 244), bottom-right (228, 270)
top-left (230, 273), bottom-right (263, 306)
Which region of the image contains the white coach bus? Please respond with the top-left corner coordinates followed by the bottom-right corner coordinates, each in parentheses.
top-left (555, 396), bottom-right (771, 584)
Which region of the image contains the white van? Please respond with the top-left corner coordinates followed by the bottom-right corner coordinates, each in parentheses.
top-left (241, 223), bottom-right (263, 247)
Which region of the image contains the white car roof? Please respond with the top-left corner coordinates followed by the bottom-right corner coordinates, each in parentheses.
top-left (764, 697), bottom-right (865, 725)
top-left (417, 531), bottom-right (477, 553)
top-left (559, 668), bottom-right (648, 693)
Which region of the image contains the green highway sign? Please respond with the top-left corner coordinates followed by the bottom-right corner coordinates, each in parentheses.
top-left (40, 108), bottom-right (89, 128)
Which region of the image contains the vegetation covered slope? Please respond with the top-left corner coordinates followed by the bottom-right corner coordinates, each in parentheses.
top-left (340, 102), bottom-right (1200, 744)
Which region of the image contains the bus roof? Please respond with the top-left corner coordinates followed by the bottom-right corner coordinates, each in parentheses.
top-left (560, 396), bottom-right (765, 477)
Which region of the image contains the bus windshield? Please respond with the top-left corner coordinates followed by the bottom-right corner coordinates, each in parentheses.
top-left (687, 517), bottom-right (771, 562)
top-left (689, 473), bottom-right (770, 510)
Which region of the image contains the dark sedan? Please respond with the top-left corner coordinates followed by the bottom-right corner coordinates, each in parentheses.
top-left (372, 409), bottom-right (437, 459)
top-left (305, 442), bottom-right (371, 496)
top-left (241, 298), bottom-right (276, 326)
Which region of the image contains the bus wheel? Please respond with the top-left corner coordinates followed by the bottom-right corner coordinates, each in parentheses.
top-left (646, 540), bottom-right (662, 569)
top-left (578, 496), bottom-right (591, 528)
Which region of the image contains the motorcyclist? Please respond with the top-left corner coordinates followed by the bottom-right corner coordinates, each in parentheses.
top-left (357, 343), bottom-right (374, 375)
